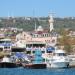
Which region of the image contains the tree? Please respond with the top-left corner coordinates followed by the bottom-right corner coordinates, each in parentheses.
top-left (57, 28), bottom-right (72, 54)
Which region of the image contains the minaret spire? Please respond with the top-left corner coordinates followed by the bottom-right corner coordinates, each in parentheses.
top-left (48, 13), bottom-right (54, 32)
top-left (33, 9), bottom-right (37, 32)
top-left (35, 21), bottom-right (37, 31)
top-left (7, 11), bottom-right (10, 20)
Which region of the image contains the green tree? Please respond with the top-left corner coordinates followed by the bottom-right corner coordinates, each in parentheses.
top-left (58, 28), bottom-right (72, 54)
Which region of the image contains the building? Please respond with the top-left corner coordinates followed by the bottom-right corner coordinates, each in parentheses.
top-left (16, 14), bottom-right (57, 51)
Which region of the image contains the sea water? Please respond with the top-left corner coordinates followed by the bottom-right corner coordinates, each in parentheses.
top-left (0, 68), bottom-right (75, 75)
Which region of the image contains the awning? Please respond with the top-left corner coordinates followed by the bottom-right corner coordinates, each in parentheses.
top-left (46, 46), bottom-right (55, 52)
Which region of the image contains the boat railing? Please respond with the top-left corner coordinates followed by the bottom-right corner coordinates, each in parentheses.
top-left (68, 55), bottom-right (75, 61)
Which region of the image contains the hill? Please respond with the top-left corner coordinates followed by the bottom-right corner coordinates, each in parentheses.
top-left (0, 17), bottom-right (75, 31)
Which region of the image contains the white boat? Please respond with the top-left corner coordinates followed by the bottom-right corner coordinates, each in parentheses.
top-left (0, 56), bottom-right (19, 68)
top-left (68, 54), bottom-right (75, 67)
top-left (48, 49), bottom-right (69, 68)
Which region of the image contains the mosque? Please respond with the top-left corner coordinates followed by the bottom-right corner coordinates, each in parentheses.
top-left (15, 14), bottom-right (57, 52)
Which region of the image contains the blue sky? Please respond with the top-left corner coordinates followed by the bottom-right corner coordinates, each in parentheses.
top-left (0, 0), bottom-right (75, 17)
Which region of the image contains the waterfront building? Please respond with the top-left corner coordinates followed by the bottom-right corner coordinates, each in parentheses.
top-left (0, 38), bottom-right (12, 51)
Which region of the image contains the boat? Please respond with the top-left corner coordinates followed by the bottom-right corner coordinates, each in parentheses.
top-left (25, 63), bottom-right (46, 69)
top-left (0, 38), bottom-right (12, 51)
top-left (23, 49), bottom-right (46, 69)
top-left (47, 49), bottom-right (69, 68)
top-left (68, 54), bottom-right (75, 68)
top-left (0, 56), bottom-right (19, 68)
top-left (11, 40), bottom-right (26, 67)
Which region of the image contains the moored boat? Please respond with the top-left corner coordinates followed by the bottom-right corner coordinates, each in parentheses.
top-left (48, 49), bottom-right (69, 68)
top-left (23, 49), bottom-right (46, 69)
top-left (0, 56), bottom-right (19, 68)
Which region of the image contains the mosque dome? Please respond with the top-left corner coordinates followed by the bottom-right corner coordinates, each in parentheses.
top-left (36, 26), bottom-right (43, 31)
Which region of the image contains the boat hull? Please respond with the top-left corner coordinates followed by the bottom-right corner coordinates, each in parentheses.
top-left (24, 63), bottom-right (46, 69)
top-left (50, 62), bottom-right (69, 68)
top-left (0, 62), bottom-right (19, 68)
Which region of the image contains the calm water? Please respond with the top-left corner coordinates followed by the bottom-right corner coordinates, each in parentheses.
top-left (0, 68), bottom-right (75, 75)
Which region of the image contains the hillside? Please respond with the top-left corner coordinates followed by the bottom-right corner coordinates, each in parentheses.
top-left (0, 17), bottom-right (75, 31)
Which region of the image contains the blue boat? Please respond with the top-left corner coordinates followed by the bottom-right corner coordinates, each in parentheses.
top-left (24, 49), bottom-right (46, 69)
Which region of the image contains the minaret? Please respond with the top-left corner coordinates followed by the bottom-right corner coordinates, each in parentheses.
top-left (7, 12), bottom-right (10, 20)
top-left (11, 12), bottom-right (16, 23)
top-left (48, 14), bottom-right (54, 32)
top-left (35, 21), bottom-right (37, 31)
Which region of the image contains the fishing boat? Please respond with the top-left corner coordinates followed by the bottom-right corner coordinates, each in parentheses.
top-left (23, 49), bottom-right (46, 69)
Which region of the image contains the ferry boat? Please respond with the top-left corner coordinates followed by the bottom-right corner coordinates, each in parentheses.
top-left (0, 56), bottom-right (19, 68)
top-left (48, 49), bottom-right (69, 68)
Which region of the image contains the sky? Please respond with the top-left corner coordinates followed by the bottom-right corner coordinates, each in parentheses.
top-left (0, 0), bottom-right (75, 17)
